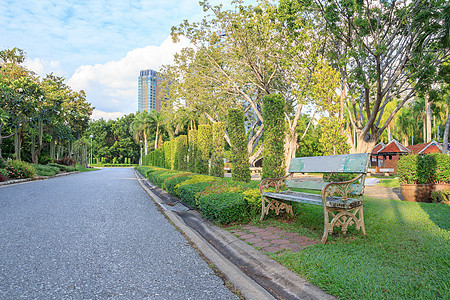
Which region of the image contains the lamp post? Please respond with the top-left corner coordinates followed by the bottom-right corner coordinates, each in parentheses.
top-left (90, 134), bottom-right (93, 168)
top-left (140, 140), bottom-right (143, 166)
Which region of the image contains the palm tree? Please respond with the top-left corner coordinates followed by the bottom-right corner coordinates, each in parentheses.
top-left (148, 110), bottom-right (173, 149)
top-left (130, 111), bottom-right (151, 155)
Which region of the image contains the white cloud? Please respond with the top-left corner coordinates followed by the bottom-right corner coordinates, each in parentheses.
top-left (90, 110), bottom-right (124, 121)
top-left (23, 58), bottom-right (63, 77)
top-left (68, 35), bottom-right (191, 116)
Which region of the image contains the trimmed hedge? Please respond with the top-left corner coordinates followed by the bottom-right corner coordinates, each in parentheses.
top-left (262, 94), bottom-right (286, 179)
top-left (164, 173), bottom-right (192, 196)
top-left (227, 109), bottom-right (251, 182)
top-left (178, 181), bottom-right (212, 208)
top-left (34, 164), bottom-right (60, 176)
top-left (196, 124), bottom-right (212, 175)
top-left (211, 122), bottom-right (225, 178)
top-left (199, 192), bottom-right (248, 224)
top-left (174, 135), bottom-right (188, 171)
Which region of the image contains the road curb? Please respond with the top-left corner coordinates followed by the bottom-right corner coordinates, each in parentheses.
top-left (134, 170), bottom-right (335, 300)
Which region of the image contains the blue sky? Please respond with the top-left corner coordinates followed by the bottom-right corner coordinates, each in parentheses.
top-left (0, 0), bottom-right (239, 119)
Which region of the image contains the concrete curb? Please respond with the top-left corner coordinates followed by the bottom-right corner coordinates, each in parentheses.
top-left (134, 170), bottom-right (336, 300)
top-left (0, 171), bottom-right (81, 187)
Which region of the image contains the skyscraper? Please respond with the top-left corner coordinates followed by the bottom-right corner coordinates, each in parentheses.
top-left (137, 69), bottom-right (161, 112)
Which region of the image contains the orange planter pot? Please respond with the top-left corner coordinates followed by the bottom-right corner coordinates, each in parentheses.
top-left (401, 184), bottom-right (432, 202)
top-left (432, 183), bottom-right (450, 192)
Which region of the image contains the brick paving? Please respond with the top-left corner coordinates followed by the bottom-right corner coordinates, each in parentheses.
top-left (232, 225), bottom-right (318, 253)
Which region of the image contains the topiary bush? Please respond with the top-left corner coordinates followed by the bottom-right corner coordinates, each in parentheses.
top-left (199, 192), bottom-right (249, 224)
top-left (147, 169), bottom-right (179, 187)
top-left (227, 109), bottom-right (251, 182)
top-left (211, 122), bottom-right (225, 178)
top-left (262, 94), bottom-right (286, 179)
top-left (5, 160), bottom-right (36, 179)
top-left (188, 129), bottom-right (197, 172)
top-left (175, 135), bottom-right (188, 171)
top-left (196, 124), bottom-right (212, 175)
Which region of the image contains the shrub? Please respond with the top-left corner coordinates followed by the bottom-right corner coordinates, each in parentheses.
top-left (197, 180), bottom-right (246, 199)
top-left (323, 173), bottom-right (356, 182)
top-left (397, 154), bottom-right (433, 184)
top-left (428, 153), bottom-right (450, 184)
top-left (188, 129), bottom-right (197, 172)
top-left (0, 168), bottom-right (8, 181)
top-left (199, 192), bottom-right (249, 224)
top-left (175, 135), bottom-right (188, 171)
top-left (262, 94), bottom-right (286, 179)
top-left (0, 157), bottom-right (7, 169)
top-left (211, 122), bottom-right (225, 178)
top-left (34, 164), bottom-right (60, 176)
top-left (54, 156), bottom-right (75, 166)
top-left (174, 174), bottom-right (216, 196)
top-left (48, 163), bottom-right (78, 172)
top-left (430, 190), bottom-right (450, 203)
top-left (227, 109), bottom-right (251, 182)
top-left (178, 181), bottom-right (212, 207)
top-left (39, 155), bottom-right (53, 165)
top-left (163, 173), bottom-right (192, 196)
top-left (196, 124), bottom-right (212, 175)
top-left (5, 160), bottom-right (36, 179)
top-left (147, 169), bottom-right (179, 187)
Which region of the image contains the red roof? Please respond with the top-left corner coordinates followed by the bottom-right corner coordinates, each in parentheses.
top-left (406, 141), bottom-right (443, 154)
top-left (378, 139), bottom-right (410, 154)
top-left (371, 142), bottom-right (385, 155)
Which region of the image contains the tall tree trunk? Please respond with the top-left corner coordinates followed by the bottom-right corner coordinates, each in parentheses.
top-left (144, 132), bottom-right (148, 155)
top-left (14, 128), bottom-right (22, 160)
top-left (284, 127), bottom-right (298, 173)
top-left (154, 128), bottom-right (159, 150)
top-left (443, 112), bottom-right (450, 154)
top-left (387, 126), bottom-right (391, 142)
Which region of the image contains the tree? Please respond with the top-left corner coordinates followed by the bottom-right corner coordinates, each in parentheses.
top-left (310, 0), bottom-right (450, 153)
top-left (130, 111), bottom-right (152, 155)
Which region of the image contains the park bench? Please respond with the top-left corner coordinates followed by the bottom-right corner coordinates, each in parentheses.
top-left (259, 153), bottom-right (370, 243)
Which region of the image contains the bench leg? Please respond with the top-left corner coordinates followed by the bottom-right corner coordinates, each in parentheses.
top-left (321, 206), bottom-right (366, 243)
top-left (260, 198), bottom-right (294, 221)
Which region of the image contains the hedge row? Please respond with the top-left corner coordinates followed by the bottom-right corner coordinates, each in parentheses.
top-left (135, 166), bottom-right (261, 224)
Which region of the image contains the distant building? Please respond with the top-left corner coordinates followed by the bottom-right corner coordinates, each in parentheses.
top-left (137, 69), bottom-right (161, 112)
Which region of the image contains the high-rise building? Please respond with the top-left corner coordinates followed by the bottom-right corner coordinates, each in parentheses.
top-left (137, 69), bottom-right (161, 112)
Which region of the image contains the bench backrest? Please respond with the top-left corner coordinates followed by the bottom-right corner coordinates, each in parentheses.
top-left (286, 153), bottom-right (370, 195)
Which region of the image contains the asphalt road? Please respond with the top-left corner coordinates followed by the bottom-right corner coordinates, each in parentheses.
top-left (0, 168), bottom-right (237, 299)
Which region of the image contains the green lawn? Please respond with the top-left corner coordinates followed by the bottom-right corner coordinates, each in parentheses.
top-left (249, 197), bottom-right (449, 299)
top-left (377, 177), bottom-right (400, 188)
top-left (77, 166), bottom-right (100, 172)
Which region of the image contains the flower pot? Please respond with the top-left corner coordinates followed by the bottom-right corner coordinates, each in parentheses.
top-left (432, 183), bottom-right (450, 192)
top-left (400, 184), bottom-right (432, 202)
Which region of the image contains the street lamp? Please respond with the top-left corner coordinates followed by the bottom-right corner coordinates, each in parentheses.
top-left (140, 140), bottom-right (143, 166)
top-left (90, 134), bottom-right (93, 168)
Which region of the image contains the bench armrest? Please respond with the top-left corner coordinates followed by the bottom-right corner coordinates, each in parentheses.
top-left (259, 173), bottom-right (291, 194)
top-left (321, 174), bottom-right (364, 203)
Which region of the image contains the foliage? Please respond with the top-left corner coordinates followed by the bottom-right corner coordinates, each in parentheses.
top-left (174, 135), bottom-right (188, 171)
top-left (48, 163), bottom-right (78, 172)
top-left (295, 116), bottom-right (322, 157)
top-left (5, 159), bottom-right (36, 179)
top-left (0, 169), bottom-right (7, 182)
top-left (163, 173), bottom-right (192, 196)
top-left (428, 153), bottom-right (450, 184)
top-left (188, 129), bottom-right (197, 172)
top-left (430, 190), bottom-right (450, 203)
top-left (210, 122), bottom-right (225, 178)
top-left (0, 157), bottom-right (6, 168)
top-left (178, 181), bottom-right (212, 208)
top-left (307, 0), bottom-right (450, 152)
top-left (262, 94), bottom-right (286, 179)
top-left (196, 124), bottom-right (211, 175)
top-left (397, 155), bottom-right (434, 184)
top-left (199, 192), bottom-right (248, 225)
top-left (227, 109), bottom-right (251, 182)
top-left (143, 147), bottom-right (165, 168)
top-left (242, 188), bottom-right (262, 216)
top-left (34, 164), bottom-right (60, 176)
top-left (318, 117), bottom-right (349, 156)
top-left (147, 169), bottom-right (178, 188)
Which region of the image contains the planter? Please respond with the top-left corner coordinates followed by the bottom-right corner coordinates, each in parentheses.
top-left (400, 183), bottom-right (432, 202)
top-left (432, 183), bottom-right (450, 192)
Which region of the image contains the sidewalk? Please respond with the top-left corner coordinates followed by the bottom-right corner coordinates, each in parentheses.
top-left (135, 170), bottom-right (335, 300)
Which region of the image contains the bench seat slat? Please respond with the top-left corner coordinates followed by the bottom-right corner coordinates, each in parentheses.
top-left (288, 153), bottom-right (370, 173)
top-left (263, 191), bottom-right (362, 209)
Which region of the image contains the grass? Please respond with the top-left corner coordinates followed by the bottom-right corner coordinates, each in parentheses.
top-left (377, 177), bottom-right (400, 188)
top-left (77, 166), bottom-right (100, 172)
top-left (251, 197), bottom-right (449, 299)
